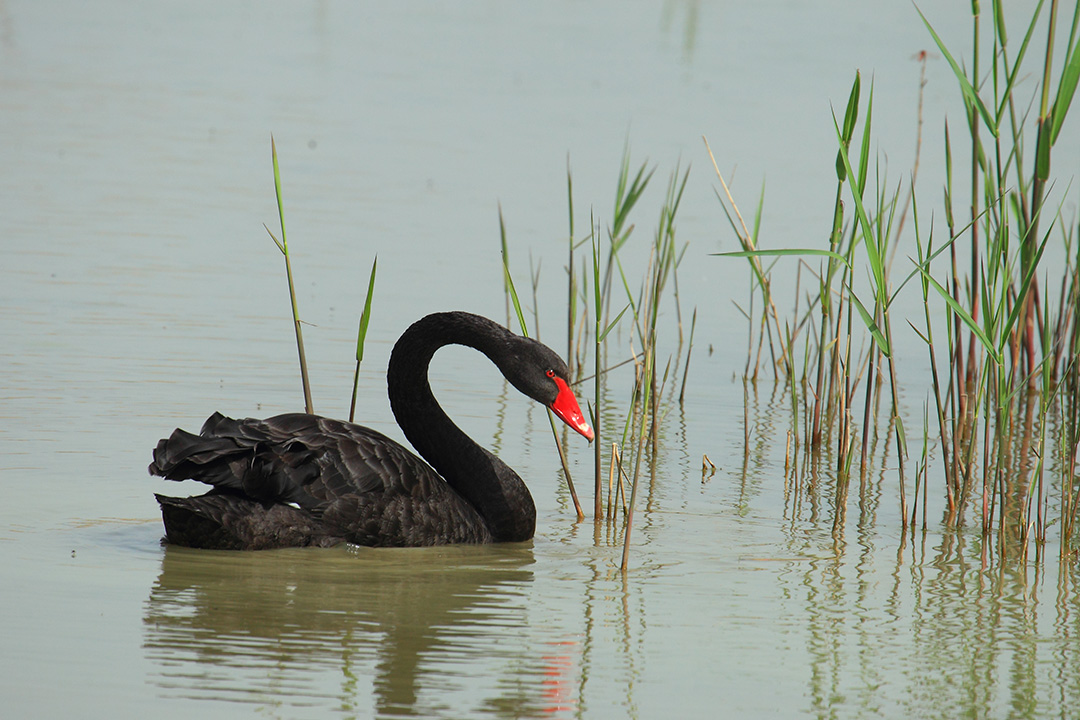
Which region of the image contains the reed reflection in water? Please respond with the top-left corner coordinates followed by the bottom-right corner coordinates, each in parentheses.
top-left (741, 378), bottom-right (1080, 719)
top-left (142, 543), bottom-right (572, 718)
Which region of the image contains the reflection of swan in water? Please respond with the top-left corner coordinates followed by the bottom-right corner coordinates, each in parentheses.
top-left (142, 542), bottom-right (560, 717)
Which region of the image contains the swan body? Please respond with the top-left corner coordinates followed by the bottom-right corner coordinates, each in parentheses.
top-left (149, 312), bottom-right (593, 549)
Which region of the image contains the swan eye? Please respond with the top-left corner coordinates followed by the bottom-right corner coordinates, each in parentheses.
top-left (545, 369), bottom-right (555, 379)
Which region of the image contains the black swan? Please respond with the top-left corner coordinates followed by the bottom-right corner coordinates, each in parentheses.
top-left (149, 311), bottom-right (594, 549)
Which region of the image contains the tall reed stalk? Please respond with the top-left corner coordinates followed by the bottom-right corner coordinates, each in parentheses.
top-left (265, 136), bottom-right (313, 414)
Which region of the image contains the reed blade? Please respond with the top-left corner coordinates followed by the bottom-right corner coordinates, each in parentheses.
top-left (269, 135), bottom-right (313, 415)
top-left (349, 256), bottom-right (378, 423)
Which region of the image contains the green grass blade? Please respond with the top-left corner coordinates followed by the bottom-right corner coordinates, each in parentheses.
top-left (598, 303), bottom-right (631, 343)
top-left (271, 135), bottom-right (288, 252)
top-left (265, 225), bottom-right (285, 254)
top-left (566, 157), bottom-right (574, 244)
top-left (591, 230), bottom-right (602, 311)
top-left (1000, 205), bottom-right (1058, 341)
top-left (713, 248), bottom-right (851, 267)
top-left (857, 79), bottom-right (874, 195)
top-left (915, 4), bottom-right (999, 137)
top-left (502, 249), bottom-right (530, 338)
top-left (997, 0), bottom-right (1046, 125)
top-left (612, 145), bottom-right (655, 245)
top-left (993, 0), bottom-right (1008, 46)
top-left (1036, 120), bottom-right (1052, 180)
top-left (842, 71), bottom-right (862, 141)
top-left (1051, 37), bottom-right (1080, 144)
top-left (832, 111), bottom-right (884, 294)
top-left (348, 256), bottom-right (378, 424)
top-left (355, 256), bottom-right (378, 364)
top-left (915, 261), bottom-right (1002, 365)
top-left (846, 286), bottom-right (890, 356)
top-left (836, 72), bottom-right (861, 181)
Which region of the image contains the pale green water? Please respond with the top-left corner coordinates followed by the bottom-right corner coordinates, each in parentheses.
top-left (3, 1), bottom-right (1080, 718)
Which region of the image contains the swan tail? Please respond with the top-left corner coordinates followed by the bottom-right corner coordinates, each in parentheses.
top-left (148, 412), bottom-right (322, 509)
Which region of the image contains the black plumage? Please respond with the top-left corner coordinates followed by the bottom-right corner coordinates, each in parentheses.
top-left (149, 312), bottom-right (592, 549)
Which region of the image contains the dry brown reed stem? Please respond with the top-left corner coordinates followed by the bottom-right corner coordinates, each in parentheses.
top-left (620, 343), bottom-right (652, 573)
top-left (607, 442), bottom-right (630, 522)
top-left (592, 400), bottom-right (603, 521)
top-left (702, 454), bottom-right (716, 477)
top-left (784, 432), bottom-right (792, 476)
top-left (550, 413), bottom-right (585, 521)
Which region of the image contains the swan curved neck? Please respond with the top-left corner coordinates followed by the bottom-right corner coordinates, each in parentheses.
top-left (387, 312), bottom-right (535, 541)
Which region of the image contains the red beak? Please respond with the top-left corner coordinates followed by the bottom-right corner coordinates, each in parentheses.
top-left (549, 377), bottom-right (594, 441)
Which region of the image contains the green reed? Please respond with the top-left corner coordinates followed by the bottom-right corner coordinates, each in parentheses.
top-left (617, 166), bottom-right (688, 570)
top-left (348, 256), bottom-right (378, 423)
top-left (265, 137), bottom-right (381, 420)
top-left (915, 0), bottom-right (1079, 559)
top-left (716, 1), bottom-right (1080, 563)
top-left (589, 220), bottom-right (630, 519)
top-left (593, 156), bottom-right (689, 566)
top-left (499, 148), bottom-right (692, 567)
top-left (265, 135), bottom-right (314, 415)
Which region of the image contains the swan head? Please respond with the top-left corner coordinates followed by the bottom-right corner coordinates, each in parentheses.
top-left (501, 337), bottom-right (594, 442)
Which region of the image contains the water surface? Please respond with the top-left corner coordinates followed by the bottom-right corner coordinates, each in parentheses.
top-left (3, 1), bottom-right (1080, 718)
